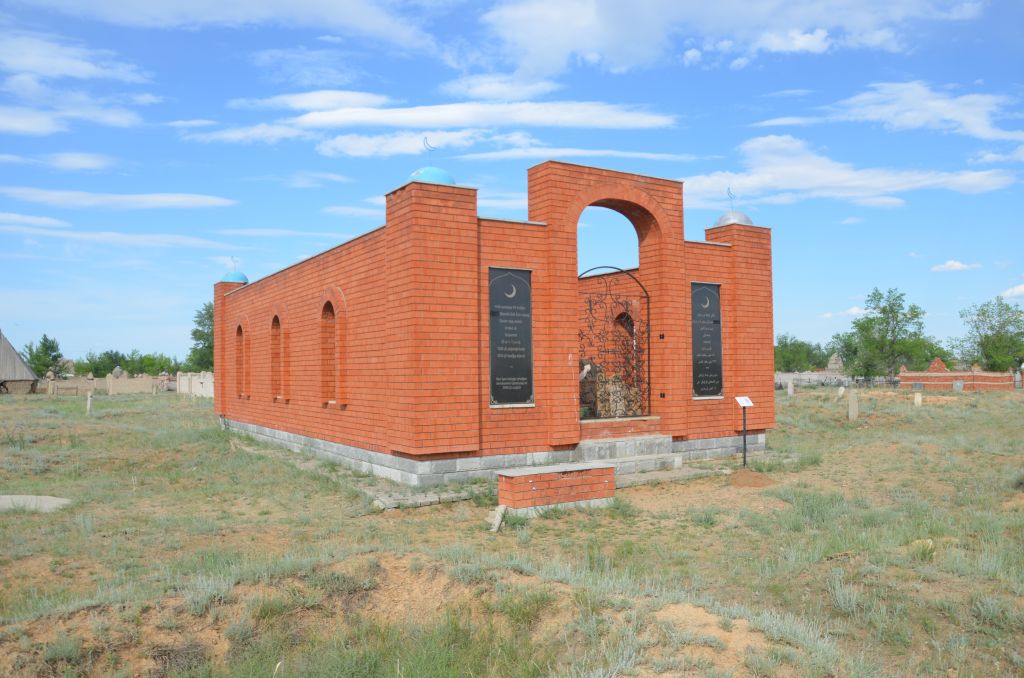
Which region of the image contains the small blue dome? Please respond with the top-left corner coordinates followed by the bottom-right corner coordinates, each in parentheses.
top-left (221, 271), bottom-right (248, 284)
top-left (409, 166), bottom-right (456, 186)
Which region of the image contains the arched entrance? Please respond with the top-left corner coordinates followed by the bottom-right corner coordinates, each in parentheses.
top-left (578, 265), bottom-right (651, 419)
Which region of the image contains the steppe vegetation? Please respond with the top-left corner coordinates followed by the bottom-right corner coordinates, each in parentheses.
top-left (1, 389), bottom-right (1022, 676)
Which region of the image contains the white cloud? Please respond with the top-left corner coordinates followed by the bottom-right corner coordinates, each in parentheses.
top-left (322, 205), bottom-right (384, 218)
top-left (682, 49), bottom-right (702, 67)
top-left (215, 228), bottom-right (343, 238)
top-left (0, 212), bottom-right (71, 228)
top-left (0, 152), bottom-right (113, 171)
top-left (0, 105), bottom-right (66, 134)
top-left (229, 89), bottom-right (390, 111)
top-left (931, 259), bottom-right (981, 272)
top-left (683, 135), bottom-right (1014, 209)
top-left (166, 119), bottom-right (217, 128)
top-left (972, 145), bottom-right (1024, 164)
top-left (728, 57), bottom-right (750, 70)
top-left (14, 0), bottom-right (432, 49)
top-left (0, 31), bottom-right (146, 82)
top-left (754, 28), bottom-right (830, 53)
top-left (764, 89), bottom-right (813, 98)
top-left (839, 216), bottom-right (862, 224)
top-left (317, 129), bottom-right (485, 157)
top-left (834, 82), bottom-right (1024, 141)
top-left (0, 225), bottom-right (234, 249)
top-left (46, 153), bottom-right (116, 171)
top-left (480, 0), bottom-right (978, 75)
top-left (0, 187), bottom-right (236, 209)
top-left (250, 48), bottom-right (358, 87)
top-left (752, 116), bottom-right (818, 127)
top-left (131, 93), bottom-right (162, 105)
top-left (1002, 283), bottom-right (1024, 299)
top-left (185, 123), bottom-right (316, 144)
top-left (440, 74), bottom-right (560, 101)
top-left (291, 100), bottom-right (674, 129)
top-left (820, 306), bottom-right (867, 319)
top-left (458, 146), bottom-right (697, 161)
top-left (755, 81), bottom-right (1024, 142)
top-left (286, 172), bottom-right (352, 188)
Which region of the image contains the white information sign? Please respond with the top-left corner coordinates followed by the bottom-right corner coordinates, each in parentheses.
top-left (735, 396), bottom-right (753, 408)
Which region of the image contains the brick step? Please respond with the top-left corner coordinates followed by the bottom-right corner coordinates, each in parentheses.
top-left (604, 452), bottom-right (682, 475)
top-left (575, 434), bottom-right (672, 461)
top-left (615, 463), bottom-right (724, 488)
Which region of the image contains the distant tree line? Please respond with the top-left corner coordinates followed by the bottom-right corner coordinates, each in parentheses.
top-left (778, 288), bottom-right (1024, 378)
top-left (19, 302), bottom-right (216, 378)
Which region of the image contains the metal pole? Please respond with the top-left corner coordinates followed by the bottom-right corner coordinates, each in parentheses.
top-left (742, 407), bottom-right (748, 467)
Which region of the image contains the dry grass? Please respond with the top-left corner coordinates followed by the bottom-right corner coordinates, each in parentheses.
top-left (0, 389), bottom-right (1022, 676)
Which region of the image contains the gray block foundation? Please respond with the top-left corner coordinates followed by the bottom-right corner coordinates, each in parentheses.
top-left (224, 418), bottom-right (766, 487)
top-left (505, 497), bottom-right (613, 518)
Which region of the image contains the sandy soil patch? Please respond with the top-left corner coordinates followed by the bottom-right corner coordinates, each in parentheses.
top-left (621, 475), bottom-right (787, 515)
top-left (729, 469), bottom-right (776, 488)
top-left (635, 602), bottom-right (793, 677)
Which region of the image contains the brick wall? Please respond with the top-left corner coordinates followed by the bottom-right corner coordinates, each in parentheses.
top-left (214, 161), bottom-right (775, 464)
top-left (898, 371), bottom-right (1014, 392)
top-left (498, 464), bottom-right (615, 509)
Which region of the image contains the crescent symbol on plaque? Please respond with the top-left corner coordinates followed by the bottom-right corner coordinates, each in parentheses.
top-left (700, 296), bottom-right (711, 309)
top-left (505, 284), bottom-right (517, 298)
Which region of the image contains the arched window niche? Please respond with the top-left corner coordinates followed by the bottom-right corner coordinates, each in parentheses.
top-left (270, 315), bottom-right (283, 401)
top-left (234, 325), bottom-right (244, 398)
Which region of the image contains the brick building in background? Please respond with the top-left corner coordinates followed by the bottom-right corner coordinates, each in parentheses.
top-left (214, 162), bottom-right (775, 486)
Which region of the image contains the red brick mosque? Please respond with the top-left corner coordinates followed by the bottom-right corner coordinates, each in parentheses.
top-left (213, 162), bottom-right (775, 486)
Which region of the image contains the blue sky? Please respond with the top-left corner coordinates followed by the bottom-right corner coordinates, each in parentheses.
top-left (1, 0), bottom-right (1022, 360)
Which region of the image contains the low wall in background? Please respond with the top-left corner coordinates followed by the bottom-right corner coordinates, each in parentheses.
top-left (898, 370), bottom-right (1015, 392)
top-left (43, 374), bottom-right (171, 395)
top-left (177, 372), bottom-right (214, 398)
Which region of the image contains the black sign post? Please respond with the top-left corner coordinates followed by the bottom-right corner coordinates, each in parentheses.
top-left (735, 396), bottom-right (753, 466)
top-left (489, 268), bottom-right (534, 406)
top-left (691, 283), bottom-right (723, 397)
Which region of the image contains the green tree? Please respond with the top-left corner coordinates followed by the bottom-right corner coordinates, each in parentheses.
top-left (829, 288), bottom-right (944, 378)
top-left (955, 297), bottom-right (1024, 372)
top-left (185, 302), bottom-right (214, 371)
top-left (75, 350), bottom-right (126, 377)
top-left (774, 334), bottom-right (829, 372)
top-left (21, 334), bottom-right (63, 377)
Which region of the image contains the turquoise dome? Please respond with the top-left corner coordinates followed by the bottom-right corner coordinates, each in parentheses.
top-left (221, 271), bottom-right (249, 284)
top-left (409, 166), bottom-right (456, 186)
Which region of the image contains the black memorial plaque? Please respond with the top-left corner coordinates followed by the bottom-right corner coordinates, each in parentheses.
top-left (691, 282), bottom-right (723, 397)
top-left (489, 268), bottom-right (534, 405)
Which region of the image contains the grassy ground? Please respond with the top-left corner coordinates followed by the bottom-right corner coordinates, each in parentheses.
top-left (0, 389), bottom-right (1022, 677)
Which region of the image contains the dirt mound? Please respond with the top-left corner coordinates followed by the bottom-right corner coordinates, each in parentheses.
top-left (729, 469), bottom-right (776, 488)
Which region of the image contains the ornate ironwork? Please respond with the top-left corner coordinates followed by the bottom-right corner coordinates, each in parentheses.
top-left (578, 266), bottom-right (650, 419)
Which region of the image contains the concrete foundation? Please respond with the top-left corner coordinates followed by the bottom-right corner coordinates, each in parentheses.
top-left (505, 497), bottom-right (613, 518)
top-left (224, 419), bottom-right (765, 486)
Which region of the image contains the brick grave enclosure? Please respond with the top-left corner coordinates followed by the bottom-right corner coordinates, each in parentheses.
top-left (214, 161), bottom-right (775, 487)
top-left (899, 357), bottom-right (1014, 392)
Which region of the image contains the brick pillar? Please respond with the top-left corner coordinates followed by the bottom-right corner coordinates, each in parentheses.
top-left (384, 180), bottom-right (481, 455)
top-left (213, 281), bottom-right (244, 416)
top-left (705, 224), bottom-right (774, 433)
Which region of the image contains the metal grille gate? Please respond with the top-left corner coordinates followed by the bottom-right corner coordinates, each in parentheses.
top-left (578, 266), bottom-right (651, 419)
